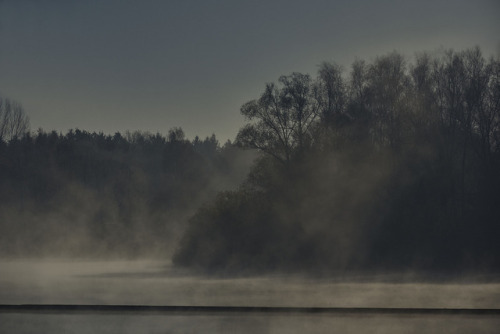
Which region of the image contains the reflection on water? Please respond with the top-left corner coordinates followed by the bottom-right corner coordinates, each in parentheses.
top-left (1, 260), bottom-right (499, 333)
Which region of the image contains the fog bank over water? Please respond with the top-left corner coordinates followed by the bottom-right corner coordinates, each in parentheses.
top-left (1, 260), bottom-right (499, 308)
top-left (1, 260), bottom-right (500, 334)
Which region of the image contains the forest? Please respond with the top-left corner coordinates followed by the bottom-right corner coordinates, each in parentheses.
top-left (0, 126), bottom-right (253, 257)
top-left (1, 47), bottom-right (500, 274)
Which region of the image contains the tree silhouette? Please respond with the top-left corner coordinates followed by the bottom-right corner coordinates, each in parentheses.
top-left (0, 96), bottom-right (30, 142)
top-left (175, 47), bottom-right (500, 274)
top-left (236, 73), bottom-right (320, 166)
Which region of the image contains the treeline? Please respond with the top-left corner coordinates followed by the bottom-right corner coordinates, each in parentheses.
top-left (0, 128), bottom-right (252, 257)
top-left (174, 47), bottom-right (500, 274)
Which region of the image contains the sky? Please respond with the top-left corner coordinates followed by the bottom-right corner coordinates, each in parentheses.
top-left (0, 0), bottom-right (499, 142)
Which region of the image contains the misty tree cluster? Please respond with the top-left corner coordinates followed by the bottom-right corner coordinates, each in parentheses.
top-left (0, 125), bottom-right (251, 257)
top-left (174, 47), bottom-right (500, 274)
top-left (1, 47), bottom-right (499, 274)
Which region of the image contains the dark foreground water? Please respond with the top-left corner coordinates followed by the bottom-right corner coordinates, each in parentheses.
top-left (1, 260), bottom-right (499, 333)
top-left (2, 312), bottom-right (500, 334)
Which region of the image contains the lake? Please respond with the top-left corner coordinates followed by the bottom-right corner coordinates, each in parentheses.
top-left (1, 260), bottom-right (499, 333)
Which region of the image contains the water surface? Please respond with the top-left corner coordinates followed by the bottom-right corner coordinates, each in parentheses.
top-left (1, 260), bottom-right (499, 333)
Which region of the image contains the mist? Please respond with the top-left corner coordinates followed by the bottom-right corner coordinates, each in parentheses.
top-left (0, 129), bottom-right (254, 258)
top-left (1, 47), bottom-right (500, 333)
top-left (1, 260), bottom-right (499, 333)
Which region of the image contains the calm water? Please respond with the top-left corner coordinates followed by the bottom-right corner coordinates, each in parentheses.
top-left (1, 260), bottom-right (499, 333)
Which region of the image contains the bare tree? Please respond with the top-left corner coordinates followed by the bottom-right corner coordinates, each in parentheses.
top-left (487, 56), bottom-right (500, 156)
top-left (0, 96), bottom-right (30, 142)
top-left (317, 62), bottom-right (347, 125)
top-left (365, 52), bottom-right (411, 151)
top-left (236, 73), bottom-right (320, 165)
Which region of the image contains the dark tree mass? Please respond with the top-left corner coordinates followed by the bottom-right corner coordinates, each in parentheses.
top-left (1, 47), bottom-right (499, 274)
top-left (175, 47), bottom-right (500, 274)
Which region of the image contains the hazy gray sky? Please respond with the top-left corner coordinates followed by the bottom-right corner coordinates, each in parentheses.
top-left (0, 0), bottom-right (498, 141)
